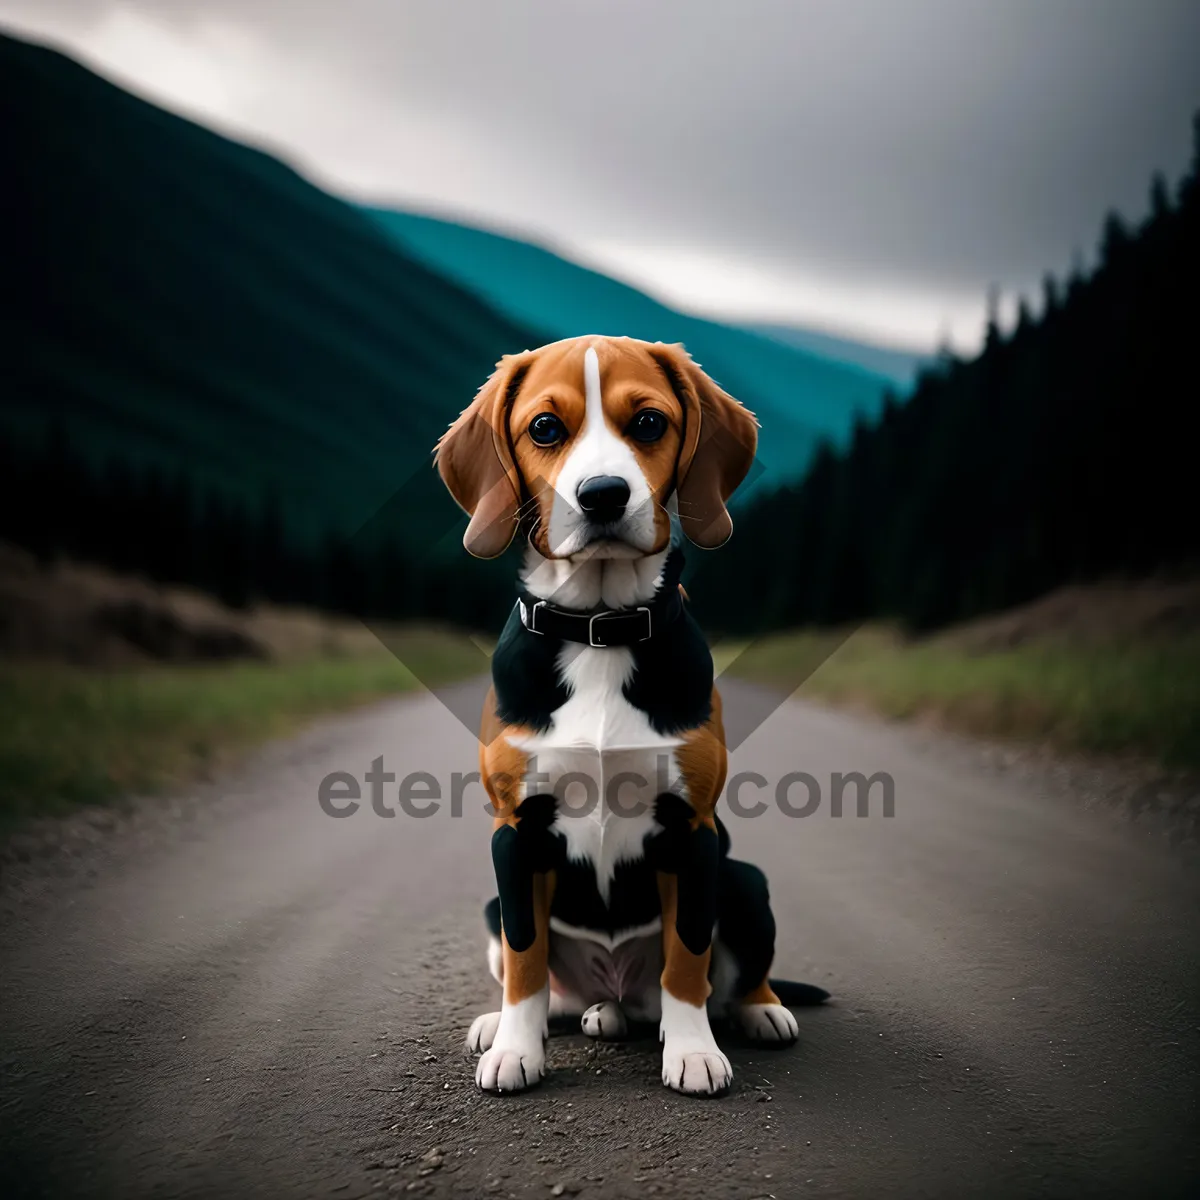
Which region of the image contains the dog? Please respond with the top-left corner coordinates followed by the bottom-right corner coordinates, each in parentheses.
top-left (435, 335), bottom-right (825, 1096)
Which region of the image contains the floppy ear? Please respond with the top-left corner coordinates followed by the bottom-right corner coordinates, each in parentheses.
top-left (434, 353), bottom-right (532, 558)
top-left (650, 343), bottom-right (758, 548)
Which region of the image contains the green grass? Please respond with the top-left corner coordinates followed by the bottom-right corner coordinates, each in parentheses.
top-left (0, 631), bottom-right (484, 827)
top-left (7, 617), bottom-right (1198, 832)
top-left (724, 628), bottom-right (1200, 769)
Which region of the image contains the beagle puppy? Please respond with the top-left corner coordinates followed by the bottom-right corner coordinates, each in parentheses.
top-left (436, 335), bottom-right (819, 1097)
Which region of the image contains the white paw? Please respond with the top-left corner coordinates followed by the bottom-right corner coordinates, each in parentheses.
top-left (658, 990), bottom-right (732, 1096)
top-left (475, 1045), bottom-right (545, 1093)
top-left (661, 1045), bottom-right (733, 1095)
top-left (466, 1010), bottom-right (502, 1053)
top-left (581, 1000), bottom-right (627, 1040)
top-left (737, 1002), bottom-right (799, 1045)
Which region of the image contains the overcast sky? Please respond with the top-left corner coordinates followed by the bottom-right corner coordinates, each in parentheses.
top-left (5, 1), bottom-right (1199, 350)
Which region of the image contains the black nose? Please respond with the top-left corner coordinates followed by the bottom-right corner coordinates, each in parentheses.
top-left (576, 475), bottom-right (630, 523)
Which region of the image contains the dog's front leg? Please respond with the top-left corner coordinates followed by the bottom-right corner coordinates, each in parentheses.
top-left (656, 813), bottom-right (732, 1096)
top-left (477, 800), bottom-right (556, 1094)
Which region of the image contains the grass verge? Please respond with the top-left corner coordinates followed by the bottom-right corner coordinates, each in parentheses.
top-left (723, 627), bottom-right (1200, 769)
top-left (0, 630), bottom-right (484, 828)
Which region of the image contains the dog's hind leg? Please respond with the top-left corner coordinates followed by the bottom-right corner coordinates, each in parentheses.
top-left (717, 859), bottom-right (799, 1045)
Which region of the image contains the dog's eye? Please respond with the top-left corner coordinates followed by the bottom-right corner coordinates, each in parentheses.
top-left (528, 413), bottom-right (566, 447)
top-left (628, 410), bottom-right (668, 444)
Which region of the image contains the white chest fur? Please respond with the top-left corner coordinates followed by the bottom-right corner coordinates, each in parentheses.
top-left (511, 644), bottom-right (681, 904)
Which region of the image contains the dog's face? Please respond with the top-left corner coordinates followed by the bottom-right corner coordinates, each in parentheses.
top-left (508, 338), bottom-right (684, 560)
top-left (436, 336), bottom-right (758, 560)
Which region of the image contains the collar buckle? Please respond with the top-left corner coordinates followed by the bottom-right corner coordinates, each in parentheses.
top-left (588, 605), bottom-right (652, 648)
top-left (519, 598), bottom-right (547, 635)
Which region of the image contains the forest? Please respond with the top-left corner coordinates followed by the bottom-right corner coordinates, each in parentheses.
top-left (4, 99), bottom-right (1197, 637)
top-left (702, 114), bottom-right (1200, 633)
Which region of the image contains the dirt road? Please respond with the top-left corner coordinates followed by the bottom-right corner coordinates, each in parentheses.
top-left (2, 680), bottom-right (1197, 1198)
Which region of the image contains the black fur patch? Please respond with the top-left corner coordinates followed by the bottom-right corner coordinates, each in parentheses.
top-left (484, 895), bottom-right (502, 938)
top-left (622, 607), bottom-right (713, 734)
top-left (674, 824), bottom-right (719, 956)
top-left (491, 824), bottom-right (535, 951)
top-left (491, 794), bottom-right (561, 952)
top-left (651, 795), bottom-right (720, 956)
top-left (716, 859), bottom-right (776, 996)
top-left (550, 850), bottom-right (663, 936)
top-left (491, 605), bottom-right (570, 730)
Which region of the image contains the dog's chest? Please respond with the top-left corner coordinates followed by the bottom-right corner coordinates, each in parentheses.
top-left (513, 645), bottom-right (680, 904)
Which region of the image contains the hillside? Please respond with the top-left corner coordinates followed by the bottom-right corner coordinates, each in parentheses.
top-left (365, 209), bottom-right (893, 482)
top-left (1, 30), bottom-right (903, 628)
top-left (726, 577), bottom-right (1200, 769)
top-left (0, 33), bottom-right (543, 550)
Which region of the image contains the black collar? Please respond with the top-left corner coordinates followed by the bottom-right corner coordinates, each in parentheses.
top-left (515, 551), bottom-right (686, 649)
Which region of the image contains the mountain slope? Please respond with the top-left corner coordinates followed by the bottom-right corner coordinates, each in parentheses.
top-left (0, 33), bottom-right (543, 546)
top-left (365, 210), bottom-right (893, 483)
top-left (0, 30), bottom-right (899, 628)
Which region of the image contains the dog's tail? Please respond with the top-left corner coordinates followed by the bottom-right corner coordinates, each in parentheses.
top-left (769, 979), bottom-right (831, 1006)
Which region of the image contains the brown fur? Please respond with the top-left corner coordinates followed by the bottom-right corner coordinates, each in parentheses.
top-left (647, 343), bottom-right (759, 549)
top-left (657, 872), bottom-right (712, 1007)
top-left (740, 978), bottom-right (783, 1006)
top-left (479, 686), bottom-right (529, 822)
top-left (435, 335), bottom-right (757, 559)
top-left (435, 354), bottom-right (532, 559)
top-left (659, 689), bottom-right (728, 1004)
top-left (675, 687), bottom-right (728, 829)
top-left (480, 688), bottom-right (553, 1004)
top-left (502, 871), bottom-right (555, 1005)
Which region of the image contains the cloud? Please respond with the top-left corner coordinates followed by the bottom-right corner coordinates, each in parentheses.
top-left (83, 7), bottom-right (263, 122)
top-left (4, 0), bottom-right (1198, 351)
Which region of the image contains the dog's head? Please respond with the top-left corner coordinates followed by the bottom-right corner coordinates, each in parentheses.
top-left (435, 336), bottom-right (758, 560)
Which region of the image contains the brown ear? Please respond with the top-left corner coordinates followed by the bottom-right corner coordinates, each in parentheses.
top-left (434, 353), bottom-right (531, 558)
top-left (650, 343), bottom-right (758, 548)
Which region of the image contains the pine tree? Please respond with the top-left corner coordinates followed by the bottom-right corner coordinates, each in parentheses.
top-left (1041, 272), bottom-right (1062, 318)
top-left (983, 284), bottom-right (1003, 350)
top-left (1149, 171), bottom-right (1171, 221)
top-left (1100, 211), bottom-right (1130, 267)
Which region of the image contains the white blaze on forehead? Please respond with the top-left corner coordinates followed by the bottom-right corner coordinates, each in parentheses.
top-left (576, 343), bottom-right (623, 460)
top-left (583, 344), bottom-right (604, 429)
